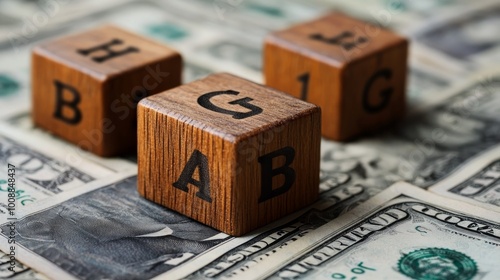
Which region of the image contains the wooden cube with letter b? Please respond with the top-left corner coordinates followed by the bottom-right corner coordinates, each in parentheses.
top-left (32, 25), bottom-right (181, 156)
top-left (137, 73), bottom-right (321, 236)
top-left (265, 12), bottom-right (408, 140)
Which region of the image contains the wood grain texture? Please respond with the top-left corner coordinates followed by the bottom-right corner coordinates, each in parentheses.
top-left (138, 73), bottom-right (321, 236)
top-left (265, 12), bottom-right (408, 141)
top-left (32, 25), bottom-right (182, 156)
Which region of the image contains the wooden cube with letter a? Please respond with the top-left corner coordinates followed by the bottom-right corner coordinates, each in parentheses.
top-left (265, 12), bottom-right (408, 141)
top-left (138, 73), bottom-right (320, 236)
top-left (32, 25), bottom-right (181, 156)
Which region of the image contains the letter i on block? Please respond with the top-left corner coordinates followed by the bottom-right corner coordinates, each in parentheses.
top-left (138, 73), bottom-right (321, 236)
top-left (265, 12), bottom-right (408, 141)
top-left (32, 25), bottom-right (181, 156)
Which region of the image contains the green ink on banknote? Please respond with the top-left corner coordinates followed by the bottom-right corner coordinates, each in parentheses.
top-left (246, 4), bottom-right (283, 17)
top-left (415, 226), bottom-right (428, 234)
top-left (148, 23), bottom-right (187, 40)
top-left (0, 180), bottom-right (36, 205)
top-left (331, 262), bottom-right (376, 279)
top-left (385, 0), bottom-right (406, 12)
top-left (398, 248), bottom-right (477, 280)
top-left (0, 75), bottom-right (20, 97)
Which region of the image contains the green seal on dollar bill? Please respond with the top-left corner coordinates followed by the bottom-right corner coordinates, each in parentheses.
top-left (0, 74), bottom-right (20, 97)
top-left (398, 248), bottom-right (477, 280)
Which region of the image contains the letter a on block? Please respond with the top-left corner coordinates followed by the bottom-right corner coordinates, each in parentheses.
top-left (137, 73), bottom-right (320, 236)
top-left (173, 149), bottom-right (212, 202)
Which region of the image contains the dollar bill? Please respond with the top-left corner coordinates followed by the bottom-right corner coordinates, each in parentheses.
top-left (406, 58), bottom-right (456, 108)
top-left (0, 0), bottom-right (458, 118)
top-left (0, 125), bottom-right (124, 280)
top-left (184, 61), bottom-right (213, 83)
top-left (0, 50), bottom-right (30, 120)
top-left (231, 182), bottom-right (500, 279)
top-left (429, 145), bottom-right (500, 212)
top-left (0, 253), bottom-right (48, 280)
top-left (0, 173), bottom-right (230, 280)
top-left (413, 1), bottom-right (500, 69)
top-left (324, 0), bottom-right (480, 21)
top-left (0, 121), bottom-right (136, 173)
top-left (0, 0), bottom-right (136, 48)
top-left (358, 68), bottom-right (500, 187)
top-left (0, 130), bottom-right (116, 209)
top-left (12, 31), bottom-right (498, 278)
top-left (140, 58), bottom-right (492, 280)
top-left (151, 68), bottom-right (500, 280)
top-left (0, 1), bottom-right (498, 279)
top-left (152, 0), bottom-right (323, 33)
top-left (310, 0), bottom-right (483, 33)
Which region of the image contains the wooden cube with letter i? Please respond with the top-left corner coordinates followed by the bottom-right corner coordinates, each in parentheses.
top-left (137, 73), bottom-right (321, 236)
top-left (32, 25), bottom-right (182, 156)
top-left (265, 12), bottom-right (408, 141)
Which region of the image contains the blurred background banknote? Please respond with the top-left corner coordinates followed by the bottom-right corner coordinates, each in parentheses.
top-left (0, 0), bottom-right (499, 279)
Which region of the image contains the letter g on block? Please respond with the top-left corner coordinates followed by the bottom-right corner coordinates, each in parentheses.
top-left (197, 90), bottom-right (263, 119)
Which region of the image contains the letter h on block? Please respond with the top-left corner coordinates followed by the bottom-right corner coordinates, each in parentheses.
top-left (138, 73), bottom-right (321, 236)
top-left (32, 25), bottom-right (181, 156)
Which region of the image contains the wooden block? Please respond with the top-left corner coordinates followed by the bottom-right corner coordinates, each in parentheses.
top-left (138, 73), bottom-right (321, 236)
top-left (32, 25), bottom-right (182, 156)
top-left (264, 12), bottom-right (408, 141)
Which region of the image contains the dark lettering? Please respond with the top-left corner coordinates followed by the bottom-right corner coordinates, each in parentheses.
top-left (362, 68), bottom-right (393, 113)
top-left (77, 39), bottom-right (139, 63)
top-left (173, 150), bottom-right (212, 202)
top-left (53, 80), bottom-right (82, 125)
top-left (310, 31), bottom-right (367, 50)
top-left (197, 90), bottom-right (263, 119)
top-left (258, 146), bottom-right (296, 203)
top-left (297, 72), bottom-right (310, 101)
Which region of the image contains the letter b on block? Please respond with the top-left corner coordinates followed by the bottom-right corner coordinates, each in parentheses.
top-left (138, 73), bottom-right (321, 236)
top-left (32, 25), bottom-right (181, 156)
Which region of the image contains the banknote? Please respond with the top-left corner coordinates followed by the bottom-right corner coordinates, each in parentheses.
top-left (0, 121), bottom-right (136, 173)
top-left (0, 1), bottom-right (263, 113)
top-left (430, 145), bottom-right (500, 212)
top-left (312, 0), bottom-right (483, 34)
top-left (0, 125), bottom-right (122, 279)
top-left (0, 173), bottom-right (230, 280)
top-left (184, 61), bottom-right (213, 83)
top-left (0, 1), bottom-right (498, 280)
top-left (406, 58), bottom-right (457, 108)
top-left (324, 0), bottom-right (478, 21)
top-left (4, 19), bottom-right (491, 279)
top-left (232, 182), bottom-right (500, 280)
top-left (0, 0), bottom-right (457, 118)
top-left (0, 1), bottom-right (213, 120)
top-left (0, 0), bottom-right (136, 48)
top-left (0, 50), bottom-right (30, 120)
top-left (0, 130), bottom-right (115, 209)
top-left (152, 0), bottom-right (323, 33)
top-left (0, 60), bottom-right (473, 280)
top-left (414, 1), bottom-right (500, 69)
top-left (0, 253), bottom-right (48, 280)
top-left (358, 68), bottom-right (500, 186)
